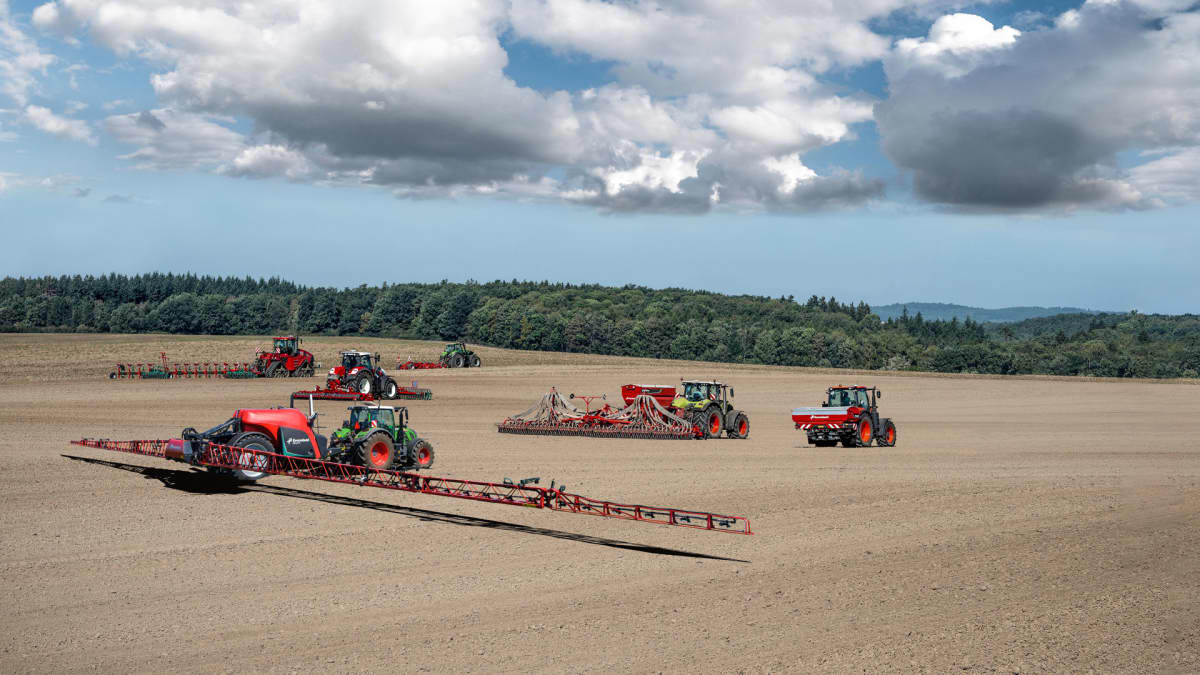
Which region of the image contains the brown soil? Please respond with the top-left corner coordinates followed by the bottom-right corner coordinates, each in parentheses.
top-left (1, 333), bottom-right (1197, 673)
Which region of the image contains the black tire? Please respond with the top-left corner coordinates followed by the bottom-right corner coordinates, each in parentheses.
top-left (227, 432), bottom-right (275, 481)
top-left (382, 378), bottom-right (398, 399)
top-left (410, 439), bottom-right (435, 470)
top-left (450, 353), bottom-right (466, 368)
top-left (469, 354), bottom-right (481, 368)
top-left (357, 431), bottom-right (395, 470)
top-left (354, 373), bottom-right (373, 395)
top-left (878, 419), bottom-right (897, 447)
top-left (729, 412), bottom-right (749, 439)
top-left (854, 416), bottom-right (874, 448)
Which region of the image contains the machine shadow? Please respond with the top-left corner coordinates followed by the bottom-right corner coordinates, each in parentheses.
top-left (63, 455), bottom-right (749, 563)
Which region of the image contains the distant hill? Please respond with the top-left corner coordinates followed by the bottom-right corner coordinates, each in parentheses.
top-left (873, 302), bottom-right (1099, 323)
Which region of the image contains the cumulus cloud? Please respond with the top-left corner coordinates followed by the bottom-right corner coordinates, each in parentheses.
top-left (23, 104), bottom-right (95, 144)
top-left (1, 0), bottom-right (55, 106)
top-left (878, 1), bottom-right (1200, 211)
top-left (33, 0), bottom-right (897, 212)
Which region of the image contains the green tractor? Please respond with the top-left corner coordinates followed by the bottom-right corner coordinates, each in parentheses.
top-left (671, 380), bottom-right (750, 439)
top-left (440, 342), bottom-right (482, 368)
top-left (328, 404), bottom-right (435, 471)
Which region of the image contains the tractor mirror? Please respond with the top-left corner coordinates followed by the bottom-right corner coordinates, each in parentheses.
top-left (569, 393), bottom-right (575, 399)
top-left (877, 391), bottom-right (883, 398)
top-left (730, 388), bottom-right (735, 397)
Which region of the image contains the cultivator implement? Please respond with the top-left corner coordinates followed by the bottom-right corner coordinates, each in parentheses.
top-left (109, 352), bottom-right (258, 379)
top-left (70, 438), bottom-right (750, 534)
top-left (497, 389), bottom-right (700, 439)
top-left (290, 381), bottom-right (433, 405)
top-left (397, 360), bottom-right (446, 370)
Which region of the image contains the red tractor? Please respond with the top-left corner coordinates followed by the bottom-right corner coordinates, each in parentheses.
top-left (253, 336), bottom-right (316, 378)
top-left (326, 350), bottom-right (401, 398)
top-left (791, 385), bottom-right (897, 448)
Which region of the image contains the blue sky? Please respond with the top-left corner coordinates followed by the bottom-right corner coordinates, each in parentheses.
top-left (2, 0), bottom-right (1197, 313)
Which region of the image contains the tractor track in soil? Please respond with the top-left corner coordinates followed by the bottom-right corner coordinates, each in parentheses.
top-left (0, 333), bottom-right (1199, 673)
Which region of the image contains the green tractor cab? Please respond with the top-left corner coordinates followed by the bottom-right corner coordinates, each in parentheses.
top-left (671, 380), bottom-right (750, 439)
top-left (328, 404), bottom-right (435, 471)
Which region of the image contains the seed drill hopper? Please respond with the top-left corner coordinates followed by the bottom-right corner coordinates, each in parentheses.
top-left (497, 388), bottom-right (700, 439)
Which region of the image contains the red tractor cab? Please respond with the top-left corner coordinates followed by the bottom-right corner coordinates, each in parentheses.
top-left (254, 336), bottom-right (316, 378)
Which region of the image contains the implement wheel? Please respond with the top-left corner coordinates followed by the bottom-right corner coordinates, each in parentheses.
top-left (357, 431), bottom-right (395, 470)
top-left (411, 439), bottom-right (435, 470)
top-left (227, 432), bottom-right (274, 481)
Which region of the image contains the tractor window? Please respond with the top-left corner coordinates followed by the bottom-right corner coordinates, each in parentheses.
top-left (828, 390), bottom-right (852, 407)
top-left (371, 409), bottom-right (395, 428)
top-left (683, 383), bottom-right (706, 401)
top-left (275, 338), bottom-right (296, 354)
top-left (349, 408), bottom-right (372, 429)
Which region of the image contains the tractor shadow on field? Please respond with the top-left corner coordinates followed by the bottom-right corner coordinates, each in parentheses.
top-left (63, 454), bottom-right (748, 563)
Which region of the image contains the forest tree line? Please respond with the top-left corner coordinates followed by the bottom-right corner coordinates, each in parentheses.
top-left (2, 274), bottom-right (1198, 378)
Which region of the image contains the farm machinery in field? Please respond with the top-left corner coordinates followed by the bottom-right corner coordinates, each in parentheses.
top-left (792, 385), bottom-right (897, 448)
top-left (110, 351), bottom-right (258, 379)
top-left (321, 350), bottom-right (432, 400)
top-left (108, 336), bottom-right (316, 379)
top-left (70, 400), bottom-right (751, 534)
top-left (398, 341), bottom-right (482, 369)
top-left (252, 336), bottom-right (316, 378)
top-left (496, 381), bottom-right (749, 440)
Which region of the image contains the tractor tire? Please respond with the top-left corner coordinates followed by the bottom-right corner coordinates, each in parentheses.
top-left (227, 432), bottom-right (275, 481)
top-left (729, 412), bottom-right (750, 439)
top-left (354, 373), bottom-right (373, 395)
top-left (854, 416), bottom-right (874, 448)
top-left (449, 353), bottom-right (466, 368)
top-left (357, 431), bottom-right (395, 470)
top-left (410, 439), bottom-right (435, 470)
top-left (469, 354), bottom-right (481, 368)
top-left (382, 378), bottom-right (399, 399)
top-left (878, 419), bottom-right (897, 447)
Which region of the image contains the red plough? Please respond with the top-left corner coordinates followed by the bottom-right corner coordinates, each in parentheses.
top-left (70, 438), bottom-right (751, 535)
top-left (497, 389), bottom-right (700, 439)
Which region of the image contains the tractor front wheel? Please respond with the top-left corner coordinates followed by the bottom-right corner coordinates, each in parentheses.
top-left (227, 432), bottom-right (275, 481)
top-left (469, 355), bottom-right (481, 367)
top-left (383, 378), bottom-right (398, 399)
top-left (729, 412), bottom-right (750, 439)
top-left (411, 439), bottom-right (435, 470)
top-left (878, 420), bottom-right (897, 447)
top-left (357, 431), bottom-right (395, 470)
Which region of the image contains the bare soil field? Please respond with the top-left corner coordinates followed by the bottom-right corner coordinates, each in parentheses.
top-left (1, 333), bottom-right (1198, 673)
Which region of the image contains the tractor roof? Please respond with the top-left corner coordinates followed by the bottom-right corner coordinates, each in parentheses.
top-left (348, 404), bottom-right (401, 412)
top-left (829, 385), bottom-right (871, 390)
top-left (340, 350), bottom-right (372, 356)
top-left (682, 380), bottom-right (725, 386)
top-left (274, 335), bottom-right (297, 339)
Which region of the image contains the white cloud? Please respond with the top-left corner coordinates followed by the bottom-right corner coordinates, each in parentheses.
top-left (877, 3), bottom-right (1200, 210)
top-left (1, 0), bottom-right (55, 106)
top-left (24, 104), bottom-right (95, 144)
top-left (1130, 147), bottom-right (1200, 203)
top-left (34, 0), bottom-right (901, 212)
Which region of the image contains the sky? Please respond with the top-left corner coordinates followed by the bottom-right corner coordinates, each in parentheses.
top-left (1, 0), bottom-right (1197, 313)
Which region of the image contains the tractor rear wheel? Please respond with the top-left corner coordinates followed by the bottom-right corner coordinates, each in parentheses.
top-left (357, 431), bottom-right (395, 470)
top-left (354, 373), bottom-right (373, 395)
top-left (729, 412), bottom-right (750, 439)
top-left (469, 354), bottom-right (481, 367)
top-left (878, 420), bottom-right (897, 447)
top-left (227, 432), bottom-right (274, 481)
top-left (411, 439), bottom-right (435, 470)
top-left (382, 378), bottom-right (398, 399)
top-left (450, 353), bottom-right (466, 368)
top-left (854, 417), bottom-right (874, 447)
